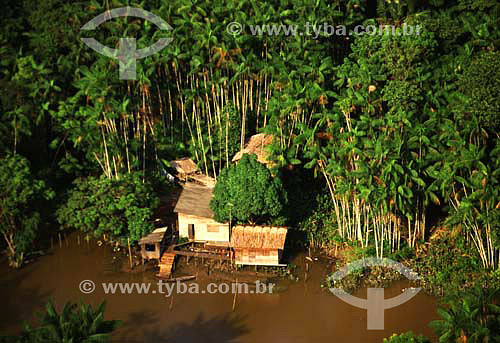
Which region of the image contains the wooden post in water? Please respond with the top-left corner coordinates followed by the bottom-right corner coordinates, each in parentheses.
top-left (58, 233), bottom-right (62, 248)
top-left (128, 238), bottom-right (133, 269)
top-left (232, 279), bottom-right (238, 312)
top-left (169, 294), bottom-right (174, 311)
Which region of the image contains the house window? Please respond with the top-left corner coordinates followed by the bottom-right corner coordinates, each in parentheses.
top-left (207, 224), bottom-right (220, 233)
top-left (145, 244), bottom-right (156, 252)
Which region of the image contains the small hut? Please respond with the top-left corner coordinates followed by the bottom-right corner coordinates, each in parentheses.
top-left (232, 133), bottom-right (273, 165)
top-left (170, 157), bottom-right (198, 180)
top-left (174, 182), bottom-right (230, 244)
top-left (170, 157), bottom-right (217, 187)
top-left (188, 173), bottom-right (216, 188)
top-left (230, 225), bottom-right (288, 266)
top-left (139, 227), bottom-right (169, 260)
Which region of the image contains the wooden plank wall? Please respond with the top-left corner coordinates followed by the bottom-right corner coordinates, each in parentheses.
top-left (178, 213), bottom-right (230, 243)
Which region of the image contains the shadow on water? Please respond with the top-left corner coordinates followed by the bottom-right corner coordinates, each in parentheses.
top-left (116, 313), bottom-right (248, 343)
top-left (0, 258), bottom-right (53, 330)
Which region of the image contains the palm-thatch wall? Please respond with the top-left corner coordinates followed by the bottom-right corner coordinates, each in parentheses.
top-left (230, 225), bottom-right (288, 266)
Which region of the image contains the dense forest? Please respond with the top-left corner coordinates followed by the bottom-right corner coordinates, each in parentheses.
top-left (1, 0), bottom-right (500, 341)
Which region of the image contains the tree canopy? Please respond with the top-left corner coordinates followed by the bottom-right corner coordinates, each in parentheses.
top-left (56, 172), bottom-right (160, 243)
top-left (210, 154), bottom-right (287, 224)
top-left (0, 154), bottom-right (53, 267)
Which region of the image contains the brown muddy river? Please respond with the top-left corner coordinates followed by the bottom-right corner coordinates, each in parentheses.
top-left (0, 234), bottom-right (438, 342)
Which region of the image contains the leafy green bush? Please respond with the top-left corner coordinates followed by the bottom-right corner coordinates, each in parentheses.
top-left (407, 235), bottom-right (483, 296)
top-left (210, 153), bottom-right (287, 224)
top-left (0, 154), bottom-right (54, 267)
top-left (384, 331), bottom-right (430, 343)
top-left (430, 285), bottom-right (500, 343)
top-left (56, 172), bottom-right (159, 243)
top-left (297, 192), bottom-right (338, 245)
top-left (460, 52), bottom-right (500, 130)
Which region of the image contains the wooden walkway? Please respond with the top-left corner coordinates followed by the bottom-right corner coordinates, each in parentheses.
top-left (156, 241), bottom-right (233, 279)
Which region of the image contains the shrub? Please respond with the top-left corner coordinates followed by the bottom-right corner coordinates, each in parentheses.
top-left (56, 172), bottom-right (159, 243)
top-left (383, 331), bottom-right (431, 343)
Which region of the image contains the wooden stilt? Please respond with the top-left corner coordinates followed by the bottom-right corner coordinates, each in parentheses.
top-left (128, 238), bottom-right (133, 269)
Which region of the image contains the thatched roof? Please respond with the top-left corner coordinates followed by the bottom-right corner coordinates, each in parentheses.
top-left (170, 158), bottom-right (198, 175)
top-left (232, 133), bottom-right (273, 164)
top-left (173, 182), bottom-right (214, 218)
top-left (139, 227), bottom-right (168, 245)
top-left (230, 225), bottom-right (288, 249)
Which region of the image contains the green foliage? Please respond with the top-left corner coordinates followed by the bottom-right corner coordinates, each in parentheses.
top-left (56, 172), bottom-right (160, 243)
top-left (210, 154), bottom-right (287, 224)
top-left (0, 0), bottom-right (499, 280)
top-left (0, 154), bottom-right (53, 267)
top-left (406, 235), bottom-right (483, 296)
top-left (460, 51), bottom-right (500, 130)
top-left (430, 286), bottom-right (500, 343)
top-left (20, 301), bottom-right (120, 343)
top-left (383, 331), bottom-right (431, 343)
top-left (297, 192), bottom-right (339, 244)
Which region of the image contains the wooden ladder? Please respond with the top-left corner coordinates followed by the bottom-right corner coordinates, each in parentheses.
top-left (157, 252), bottom-right (176, 278)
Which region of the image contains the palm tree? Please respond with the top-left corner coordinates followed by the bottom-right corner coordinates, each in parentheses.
top-left (22, 301), bottom-right (121, 343)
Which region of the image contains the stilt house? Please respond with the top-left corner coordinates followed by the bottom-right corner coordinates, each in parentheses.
top-left (230, 225), bottom-right (288, 266)
top-left (174, 182), bottom-right (230, 245)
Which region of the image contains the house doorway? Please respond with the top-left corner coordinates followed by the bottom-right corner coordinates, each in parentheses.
top-left (188, 224), bottom-right (195, 240)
